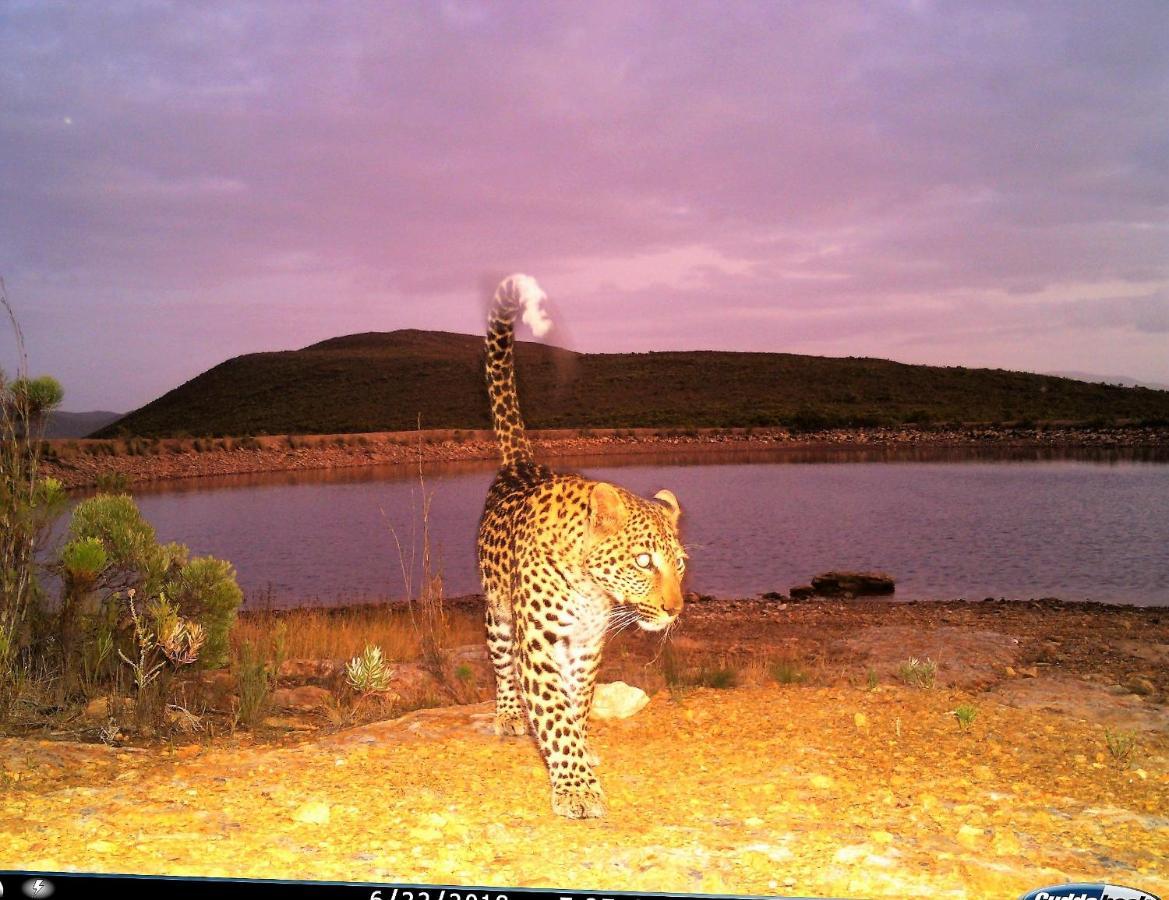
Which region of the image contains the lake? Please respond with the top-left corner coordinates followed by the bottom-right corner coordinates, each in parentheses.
top-left (117, 447), bottom-right (1169, 608)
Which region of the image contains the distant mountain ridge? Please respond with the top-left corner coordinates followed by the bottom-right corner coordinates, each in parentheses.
top-left (1048, 371), bottom-right (1169, 392)
top-left (95, 329), bottom-right (1169, 438)
top-left (45, 410), bottom-right (123, 438)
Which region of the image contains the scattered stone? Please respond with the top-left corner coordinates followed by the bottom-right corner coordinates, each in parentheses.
top-left (956, 824), bottom-right (986, 849)
top-left (789, 585), bottom-right (816, 600)
top-left (293, 800), bottom-right (331, 825)
top-left (1122, 675), bottom-right (1156, 697)
top-left (990, 828), bottom-right (1022, 856)
top-left (86, 840), bottom-right (117, 853)
top-left (448, 644), bottom-right (488, 663)
top-left (833, 843), bottom-right (869, 863)
top-left (760, 591), bottom-right (786, 601)
top-left (387, 662), bottom-right (444, 697)
top-left (993, 675), bottom-right (1169, 731)
top-left (279, 659), bottom-right (342, 681)
top-left (263, 716), bottom-right (319, 731)
top-left (810, 571), bottom-right (895, 596)
top-left (1114, 640), bottom-right (1169, 666)
top-left (198, 671), bottom-right (238, 712)
top-left (271, 685), bottom-right (334, 711)
top-left (82, 697), bottom-right (112, 721)
top-left (591, 681), bottom-right (649, 720)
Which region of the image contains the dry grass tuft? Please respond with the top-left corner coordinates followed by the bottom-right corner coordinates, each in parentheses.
top-left (231, 604), bottom-right (482, 664)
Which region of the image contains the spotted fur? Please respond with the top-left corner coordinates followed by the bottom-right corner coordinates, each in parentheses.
top-left (478, 274), bottom-right (687, 819)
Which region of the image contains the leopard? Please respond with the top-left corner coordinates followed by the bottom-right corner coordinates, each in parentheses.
top-left (477, 273), bottom-right (688, 819)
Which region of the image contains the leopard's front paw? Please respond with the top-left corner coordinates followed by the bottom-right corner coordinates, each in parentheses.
top-left (492, 709), bottom-right (528, 737)
top-left (551, 782), bottom-right (606, 819)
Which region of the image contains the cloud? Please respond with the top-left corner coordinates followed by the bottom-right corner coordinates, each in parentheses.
top-left (0, 0), bottom-right (1166, 407)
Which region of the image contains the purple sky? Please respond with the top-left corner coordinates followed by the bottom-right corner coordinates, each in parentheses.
top-left (2, 1), bottom-right (1167, 412)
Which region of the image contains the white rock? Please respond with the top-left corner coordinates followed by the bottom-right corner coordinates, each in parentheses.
top-left (293, 800), bottom-right (331, 825)
top-left (590, 681), bottom-right (650, 720)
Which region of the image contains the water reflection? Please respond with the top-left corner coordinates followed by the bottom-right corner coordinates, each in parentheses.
top-left (107, 447), bottom-right (1169, 608)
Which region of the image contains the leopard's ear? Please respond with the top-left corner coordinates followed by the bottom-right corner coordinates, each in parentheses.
top-left (588, 482), bottom-right (628, 542)
top-left (653, 489), bottom-right (681, 525)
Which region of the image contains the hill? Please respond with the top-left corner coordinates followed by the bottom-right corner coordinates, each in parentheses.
top-left (95, 329), bottom-right (1169, 438)
top-left (44, 409), bottom-right (123, 438)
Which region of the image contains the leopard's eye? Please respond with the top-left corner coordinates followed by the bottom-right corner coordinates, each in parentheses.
top-left (676, 557), bottom-right (686, 573)
top-left (635, 553), bottom-right (652, 569)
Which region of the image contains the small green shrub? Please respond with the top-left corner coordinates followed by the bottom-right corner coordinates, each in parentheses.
top-left (345, 644), bottom-right (393, 695)
top-left (691, 667), bottom-right (739, 689)
top-left (657, 641), bottom-right (685, 700)
top-left (898, 657), bottom-right (937, 689)
top-left (66, 494), bottom-right (242, 670)
top-left (233, 640), bottom-right (274, 729)
top-left (94, 472), bottom-right (130, 493)
top-left (952, 704), bottom-right (977, 729)
top-left (0, 353), bottom-right (66, 716)
top-left (165, 557), bottom-right (244, 669)
top-left (117, 589), bottom-right (205, 729)
top-left (769, 657), bottom-right (806, 684)
top-left (1104, 729), bottom-right (1138, 768)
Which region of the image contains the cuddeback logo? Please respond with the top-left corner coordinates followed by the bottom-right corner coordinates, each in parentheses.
top-left (1020, 885), bottom-right (1160, 900)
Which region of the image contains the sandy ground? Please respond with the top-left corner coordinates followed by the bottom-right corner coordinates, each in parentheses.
top-left (2, 598), bottom-right (1167, 899)
top-left (1, 687), bottom-right (1165, 899)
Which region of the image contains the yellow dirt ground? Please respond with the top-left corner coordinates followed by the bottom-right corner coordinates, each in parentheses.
top-left (2, 684), bottom-right (1166, 899)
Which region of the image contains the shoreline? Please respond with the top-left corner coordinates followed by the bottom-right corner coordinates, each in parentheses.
top-left (42, 424), bottom-right (1169, 488)
top-left (236, 592), bottom-right (1169, 616)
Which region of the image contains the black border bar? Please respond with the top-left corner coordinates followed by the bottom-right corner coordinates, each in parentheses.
top-left (0, 873), bottom-right (824, 900)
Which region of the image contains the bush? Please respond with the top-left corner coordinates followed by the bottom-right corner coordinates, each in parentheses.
top-left (897, 657), bottom-right (937, 688)
top-left (94, 472), bottom-right (130, 494)
top-left (0, 329), bottom-right (66, 707)
top-left (68, 494), bottom-right (180, 598)
top-left (952, 704), bottom-right (977, 730)
top-left (65, 494), bottom-right (242, 670)
top-left (165, 557), bottom-right (243, 669)
top-left (346, 644), bottom-right (393, 695)
top-left (769, 657), bottom-right (806, 684)
top-left (232, 624), bottom-right (285, 730)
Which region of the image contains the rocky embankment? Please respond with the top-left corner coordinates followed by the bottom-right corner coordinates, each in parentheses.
top-left (43, 425), bottom-right (1169, 488)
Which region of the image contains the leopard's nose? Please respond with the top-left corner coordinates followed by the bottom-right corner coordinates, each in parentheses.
top-left (661, 584), bottom-right (684, 617)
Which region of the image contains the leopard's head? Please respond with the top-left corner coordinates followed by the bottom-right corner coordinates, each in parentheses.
top-left (582, 482), bottom-right (686, 631)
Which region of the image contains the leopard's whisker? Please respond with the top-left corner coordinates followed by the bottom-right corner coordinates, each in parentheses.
top-left (603, 615), bottom-right (640, 638)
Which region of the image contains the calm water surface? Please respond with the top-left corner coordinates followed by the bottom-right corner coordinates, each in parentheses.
top-left (121, 448), bottom-right (1169, 607)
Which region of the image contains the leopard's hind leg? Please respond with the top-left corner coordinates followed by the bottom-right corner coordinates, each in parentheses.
top-left (485, 595), bottom-right (527, 736)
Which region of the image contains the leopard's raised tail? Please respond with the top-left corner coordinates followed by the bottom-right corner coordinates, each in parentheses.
top-left (485, 273), bottom-right (551, 467)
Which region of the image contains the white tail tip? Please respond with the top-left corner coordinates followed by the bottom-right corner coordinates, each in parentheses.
top-left (503, 273), bottom-right (552, 338)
